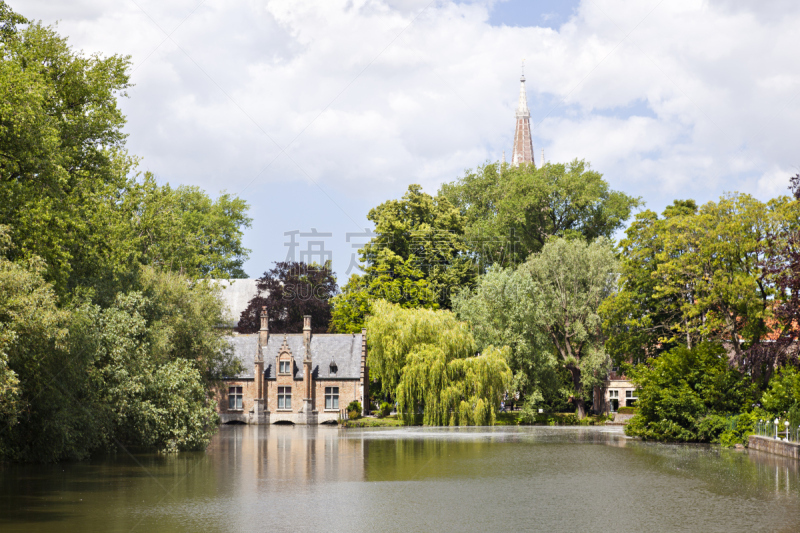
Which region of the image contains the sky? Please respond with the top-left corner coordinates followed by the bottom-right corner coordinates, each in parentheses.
top-left (15, 0), bottom-right (800, 282)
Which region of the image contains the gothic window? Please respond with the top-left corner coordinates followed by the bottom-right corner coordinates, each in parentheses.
top-left (329, 362), bottom-right (338, 375)
top-left (228, 386), bottom-right (243, 410)
top-left (279, 360), bottom-right (291, 374)
top-left (325, 387), bottom-right (339, 410)
top-left (278, 386), bottom-right (292, 410)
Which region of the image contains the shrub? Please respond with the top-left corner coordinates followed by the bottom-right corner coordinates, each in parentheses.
top-left (347, 401), bottom-right (362, 420)
top-left (624, 342), bottom-right (753, 442)
top-left (617, 406), bottom-right (637, 415)
top-left (379, 401), bottom-right (392, 418)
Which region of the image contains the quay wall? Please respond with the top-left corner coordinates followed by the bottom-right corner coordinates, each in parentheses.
top-left (748, 435), bottom-right (800, 460)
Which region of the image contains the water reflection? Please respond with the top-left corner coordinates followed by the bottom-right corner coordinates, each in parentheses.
top-left (0, 426), bottom-right (799, 532)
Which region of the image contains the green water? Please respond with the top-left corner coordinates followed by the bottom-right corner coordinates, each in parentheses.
top-left (1, 425), bottom-right (799, 532)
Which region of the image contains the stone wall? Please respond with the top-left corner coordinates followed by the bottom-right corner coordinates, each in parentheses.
top-left (749, 435), bottom-right (800, 460)
top-left (217, 378), bottom-right (361, 425)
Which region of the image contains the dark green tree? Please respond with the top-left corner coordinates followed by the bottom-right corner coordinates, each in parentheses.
top-left (440, 159), bottom-right (641, 266)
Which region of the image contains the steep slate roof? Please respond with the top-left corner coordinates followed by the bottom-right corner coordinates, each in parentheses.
top-left (227, 334), bottom-right (257, 378)
top-left (224, 333), bottom-right (363, 380)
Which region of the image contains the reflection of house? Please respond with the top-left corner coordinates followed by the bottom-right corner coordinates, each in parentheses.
top-left (216, 308), bottom-right (369, 425)
top-left (593, 369), bottom-right (638, 413)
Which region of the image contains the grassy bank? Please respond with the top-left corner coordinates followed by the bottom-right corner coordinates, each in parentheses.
top-left (340, 412), bottom-right (612, 428)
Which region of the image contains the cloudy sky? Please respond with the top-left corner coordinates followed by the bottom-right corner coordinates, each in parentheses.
top-left (16, 0), bottom-right (800, 281)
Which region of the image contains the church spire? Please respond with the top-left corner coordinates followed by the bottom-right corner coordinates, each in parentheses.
top-left (511, 60), bottom-right (535, 168)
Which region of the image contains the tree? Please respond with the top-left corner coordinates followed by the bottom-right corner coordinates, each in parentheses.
top-left (452, 266), bottom-right (566, 414)
top-left (0, 12), bottom-right (136, 297)
top-left (330, 184), bottom-right (472, 331)
top-left (237, 262), bottom-right (337, 334)
top-left (625, 343), bottom-right (753, 442)
top-left (360, 184), bottom-right (475, 308)
top-left (520, 237), bottom-right (616, 418)
top-left (126, 174), bottom-right (252, 279)
top-left (0, 11), bottom-right (252, 301)
top-left (440, 159), bottom-right (641, 266)
top-left (602, 193), bottom-right (793, 363)
top-left (742, 175), bottom-right (800, 380)
top-left (366, 300), bottom-right (512, 425)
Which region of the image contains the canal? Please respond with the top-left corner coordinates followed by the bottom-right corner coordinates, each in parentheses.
top-left (1, 425), bottom-right (799, 532)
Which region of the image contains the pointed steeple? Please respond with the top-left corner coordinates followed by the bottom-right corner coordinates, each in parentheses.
top-left (512, 60), bottom-right (535, 168)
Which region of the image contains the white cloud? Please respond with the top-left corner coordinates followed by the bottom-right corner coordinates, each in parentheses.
top-left (13, 0), bottom-right (800, 276)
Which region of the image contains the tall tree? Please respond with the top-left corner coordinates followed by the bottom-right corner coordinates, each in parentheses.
top-left (331, 184), bottom-right (473, 332)
top-left (520, 237), bottom-right (617, 418)
top-left (602, 193), bottom-right (794, 363)
top-left (452, 266), bottom-right (566, 414)
top-left (440, 159), bottom-right (641, 266)
top-left (743, 175), bottom-right (800, 380)
top-left (126, 173), bottom-right (252, 279)
top-left (237, 262), bottom-right (337, 334)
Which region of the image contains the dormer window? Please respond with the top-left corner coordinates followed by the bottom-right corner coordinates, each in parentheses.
top-left (279, 360), bottom-right (291, 374)
top-left (329, 362), bottom-right (338, 375)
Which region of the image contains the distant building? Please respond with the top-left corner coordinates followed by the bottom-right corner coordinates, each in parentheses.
top-left (213, 280), bottom-right (369, 425)
top-left (211, 278), bottom-right (258, 329)
top-left (594, 369), bottom-right (639, 414)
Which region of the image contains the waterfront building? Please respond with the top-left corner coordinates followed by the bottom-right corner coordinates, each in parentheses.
top-left (213, 281), bottom-right (369, 425)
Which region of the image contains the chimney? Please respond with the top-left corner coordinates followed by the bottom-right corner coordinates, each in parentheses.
top-left (260, 306), bottom-right (269, 332)
top-left (303, 315), bottom-right (312, 359)
top-left (257, 306), bottom-right (269, 362)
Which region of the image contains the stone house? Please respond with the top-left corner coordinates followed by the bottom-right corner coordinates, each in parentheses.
top-left (216, 308), bottom-right (369, 425)
top-left (593, 369), bottom-right (639, 414)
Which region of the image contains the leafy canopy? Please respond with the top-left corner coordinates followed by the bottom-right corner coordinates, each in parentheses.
top-left (238, 262), bottom-right (337, 334)
top-left (440, 159), bottom-right (641, 266)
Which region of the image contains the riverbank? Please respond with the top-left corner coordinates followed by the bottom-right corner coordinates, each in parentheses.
top-left (339, 412), bottom-right (614, 428)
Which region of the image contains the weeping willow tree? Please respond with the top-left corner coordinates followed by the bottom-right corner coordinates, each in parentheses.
top-left (367, 300), bottom-right (512, 425)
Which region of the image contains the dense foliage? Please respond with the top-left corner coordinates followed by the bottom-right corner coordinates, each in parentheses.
top-left (601, 194), bottom-right (794, 363)
top-left (237, 261), bottom-right (337, 334)
top-left (330, 185), bottom-right (475, 332)
top-left (440, 159), bottom-right (640, 266)
top-left (455, 237), bottom-right (616, 418)
top-left (366, 300), bottom-right (512, 426)
top-left (0, 6), bottom-right (250, 462)
top-left (624, 343), bottom-right (754, 442)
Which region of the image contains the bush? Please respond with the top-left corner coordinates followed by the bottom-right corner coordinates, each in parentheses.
top-left (347, 401), bottom-right (362, 420)
top-left (617, 406), bottom-right (637, 415)
top-left (624, 342), bottom-right (753, 442)
top-left (379, 401), bottom-right (392, 418)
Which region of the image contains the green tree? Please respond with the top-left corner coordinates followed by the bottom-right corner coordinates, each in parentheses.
top-left (440, 159), bottom-right (641, 266)
top-left (0, 10), bottom-right (251, 301)
top-left (126, 174), bottom-right (252, 279)
top-left (602, 193), bottom-right (793, 363)
top-left (761, 366), bottom-right (800, 414)
top-left (452, 266), bottom-right (565, 414)
top-left (0, 11), bottom-right (137, 297)
top-left (361, 184), bottom-right (474, 306)
top-left (625, 343), bottom-right (754, 442)
top-left (521, 237), bottom-right (616, 417)
top-left (366, 300), bottom-right (512, 425)
top-left (331, 184), bottom-right (472, 331)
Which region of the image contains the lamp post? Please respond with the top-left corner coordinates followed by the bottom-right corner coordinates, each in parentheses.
top-left (775, 418), bottom-right (780, 439)
top-left (784, 421), bottom-right (790, 442)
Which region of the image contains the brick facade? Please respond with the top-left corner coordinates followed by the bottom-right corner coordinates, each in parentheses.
top-left (217, 310), bottom-right (368, 425)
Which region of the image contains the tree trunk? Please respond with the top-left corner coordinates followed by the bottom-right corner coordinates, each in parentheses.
top-left (567, 364), bottom-right (586, 419)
